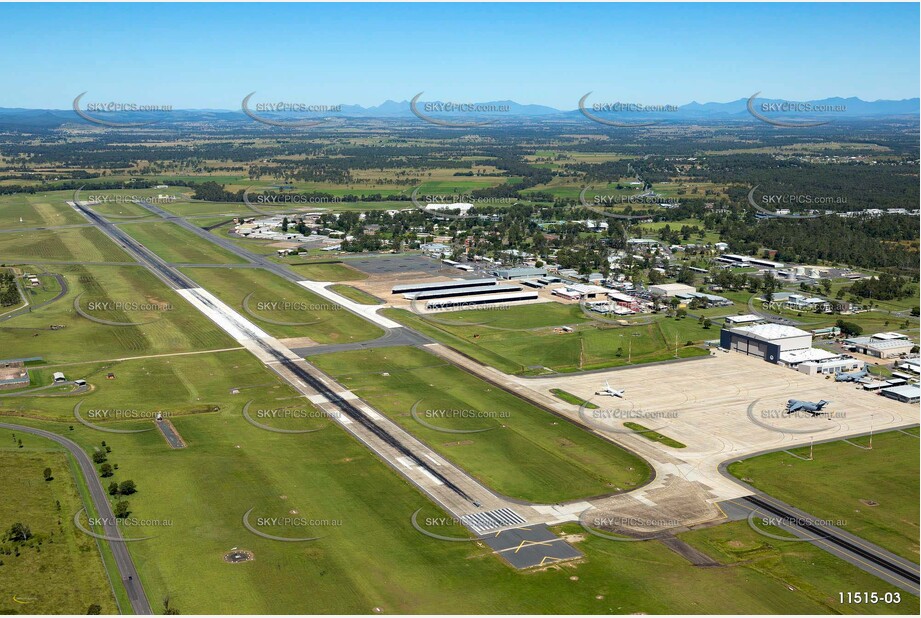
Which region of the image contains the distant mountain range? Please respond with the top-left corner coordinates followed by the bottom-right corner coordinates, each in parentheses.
top-left (0, 96), bottom-right (917, 127)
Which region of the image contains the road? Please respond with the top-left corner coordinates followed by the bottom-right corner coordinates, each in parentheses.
top-left (0, 422), bottom-right (153, 614)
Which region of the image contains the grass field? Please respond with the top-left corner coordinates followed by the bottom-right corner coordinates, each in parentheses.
top-left (85, 200), bottom-right (155, 219)
top-left (328, 284), bottom-right (384, 305)
top-left (550, 388), bottom-right (599, 408)
top-left (0, 448), bottom-right (118, 614)
top-left (0, 192), bottom-right (87, 230)
top-left (0, 351), bottom-right (294, 424)
top-left (178, 267), bottom-right (383, 344)
top-left (728, 428), bottom-right (920, 561)
top-left (385, 306), bottom-right (711, 374)
top-left (311, 346), bottom-right (650, 502)
top-left (288, 261), bottom-right (369, 281)
top-left (623, 422), bottom-right (686, 448)
top-left (678, 520), bottom-right (917, 615)
top-left (158, 200), bottom-right (255, 217)
top-left (1, 349), bottom-right (915, 614)
top-left (0, 227), bottom-right (132, 263)
top-left (0, 264), bottom-right (234, 363)
top-left (117, 222), bottom-right (247, 264)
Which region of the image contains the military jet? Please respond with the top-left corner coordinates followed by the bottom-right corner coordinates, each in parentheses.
top-left (835, 364), bottom-right (871, 382)
top-left (596, 381), bottom-right (625, 398)
top-left (786, 399), bottom-right (831, 416)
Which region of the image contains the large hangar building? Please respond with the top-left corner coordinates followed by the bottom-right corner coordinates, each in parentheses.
top-left (719, 323), bottom-right (812, 364)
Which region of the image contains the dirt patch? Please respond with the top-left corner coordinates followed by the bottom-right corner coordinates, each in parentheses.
top-left (727, 540), bottom-right (745, 549)
top-left (278, 336), bottom-right (318, 348)
top-left (223, 549), bottom-right (254, 563)
top-left (561, 533), bottom-right (587, 543)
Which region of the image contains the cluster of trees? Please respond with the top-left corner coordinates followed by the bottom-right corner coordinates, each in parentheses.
top-left (279, 217), bottom-right (311, 237)
top-left (0, 271), bottom-right (20, 306)
top-left (0, 177), bottom-right (189, 198)
top-left (340, 234), bottom-right (384, 253)
top-left (723, 215), bottom-right (919, 275)
top-left (847, 273), bottom-right (915, 301)
top-left (655, 223), bottom-right (706, 245)
top-left (4, 522), bottom-right (32, 542)
top-left (91, 442), bottom-right (138, 516)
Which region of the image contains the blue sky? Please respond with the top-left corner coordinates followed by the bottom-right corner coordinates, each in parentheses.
top-left (1, 2), bottom-right (918, 109)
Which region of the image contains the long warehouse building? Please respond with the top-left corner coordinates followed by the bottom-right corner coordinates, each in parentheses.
top-left (391, 278), bottom-right (496, 294)
top-left (426, 292), bottom-right (539, 310)
top-left (405, 284), bottom-right (521, 300)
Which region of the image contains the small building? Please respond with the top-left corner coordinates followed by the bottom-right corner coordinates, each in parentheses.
top-left (0, 360), bottom-right (30, 390)
top-left (777, 348), bottom-right (862, 375)
top-left (552, 287), bottom-right (582, 301)
top-left (586, 273), bottom-right (605, 284)
top-left (649, 283), bottom-right (696, 298)
top-left (678, 292), bottom-right (732, 307)
top-left (420, 242), bottom-right (452, 257)
top-left (424, 202), bottom-right (473, 216)
top-left (895, 358), bottom-right (920, 375)
top-left (785, 294), bottom-right (831, 313)
top-left (53, 371), bottom-right (66, 382)
top-left (880, 384), bottom-right (921, 404)
top-left (725, 314), bottom-right (764, 325)
top-left (843, 333), bottom-right (915, 359)
top-left (564, 283), bottom-right (608, 299)
top-left (494, 267), bottom-right (547, 280)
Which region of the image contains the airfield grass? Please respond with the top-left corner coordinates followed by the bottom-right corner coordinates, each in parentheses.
top-left (311, 346), bottom-right (650, 502)
top-left (728, 428), bottom-right (920, 561)
top-left (84, 199), bottom-right (155, 219)
top-left (0, 191), bottom-right (86, 230)
top-left (117, 221), bottom-right (247, 264)
top-left (550, 388), bottom-right (598, 409)
top-left (0, 264), bottom-right (235, 363)
top-left (0, 449), bottom-right (118, 615)
top-left (678, 520), bottom-right (918, 615)
top-left (178, 267), bottom-right (383, 344)
top-left (0, 350), bottom-right (286, 424)
top-left (414, 177), bottom-right (511, 194)
top-left (1, 349), bottom-right (916, 614)
top-left (385, 306), bottom-right (711, 374)
top-left (328, 284), bottom-right (384, 305)
top-left (287, 261), bottom-right (369, 281)
top-left (623, 422), bottom-right (686, 448)
top-left (158, 199), bottom-right (258, 217)
top-left (0, 227), bottom-right (132, 263)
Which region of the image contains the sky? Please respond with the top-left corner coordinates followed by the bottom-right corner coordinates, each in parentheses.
top-left (0, 2), bottom-right (918, 109)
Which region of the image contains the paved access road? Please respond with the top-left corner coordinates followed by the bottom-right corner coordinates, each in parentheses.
top-left (0, 422), bottom-right (153, 614)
